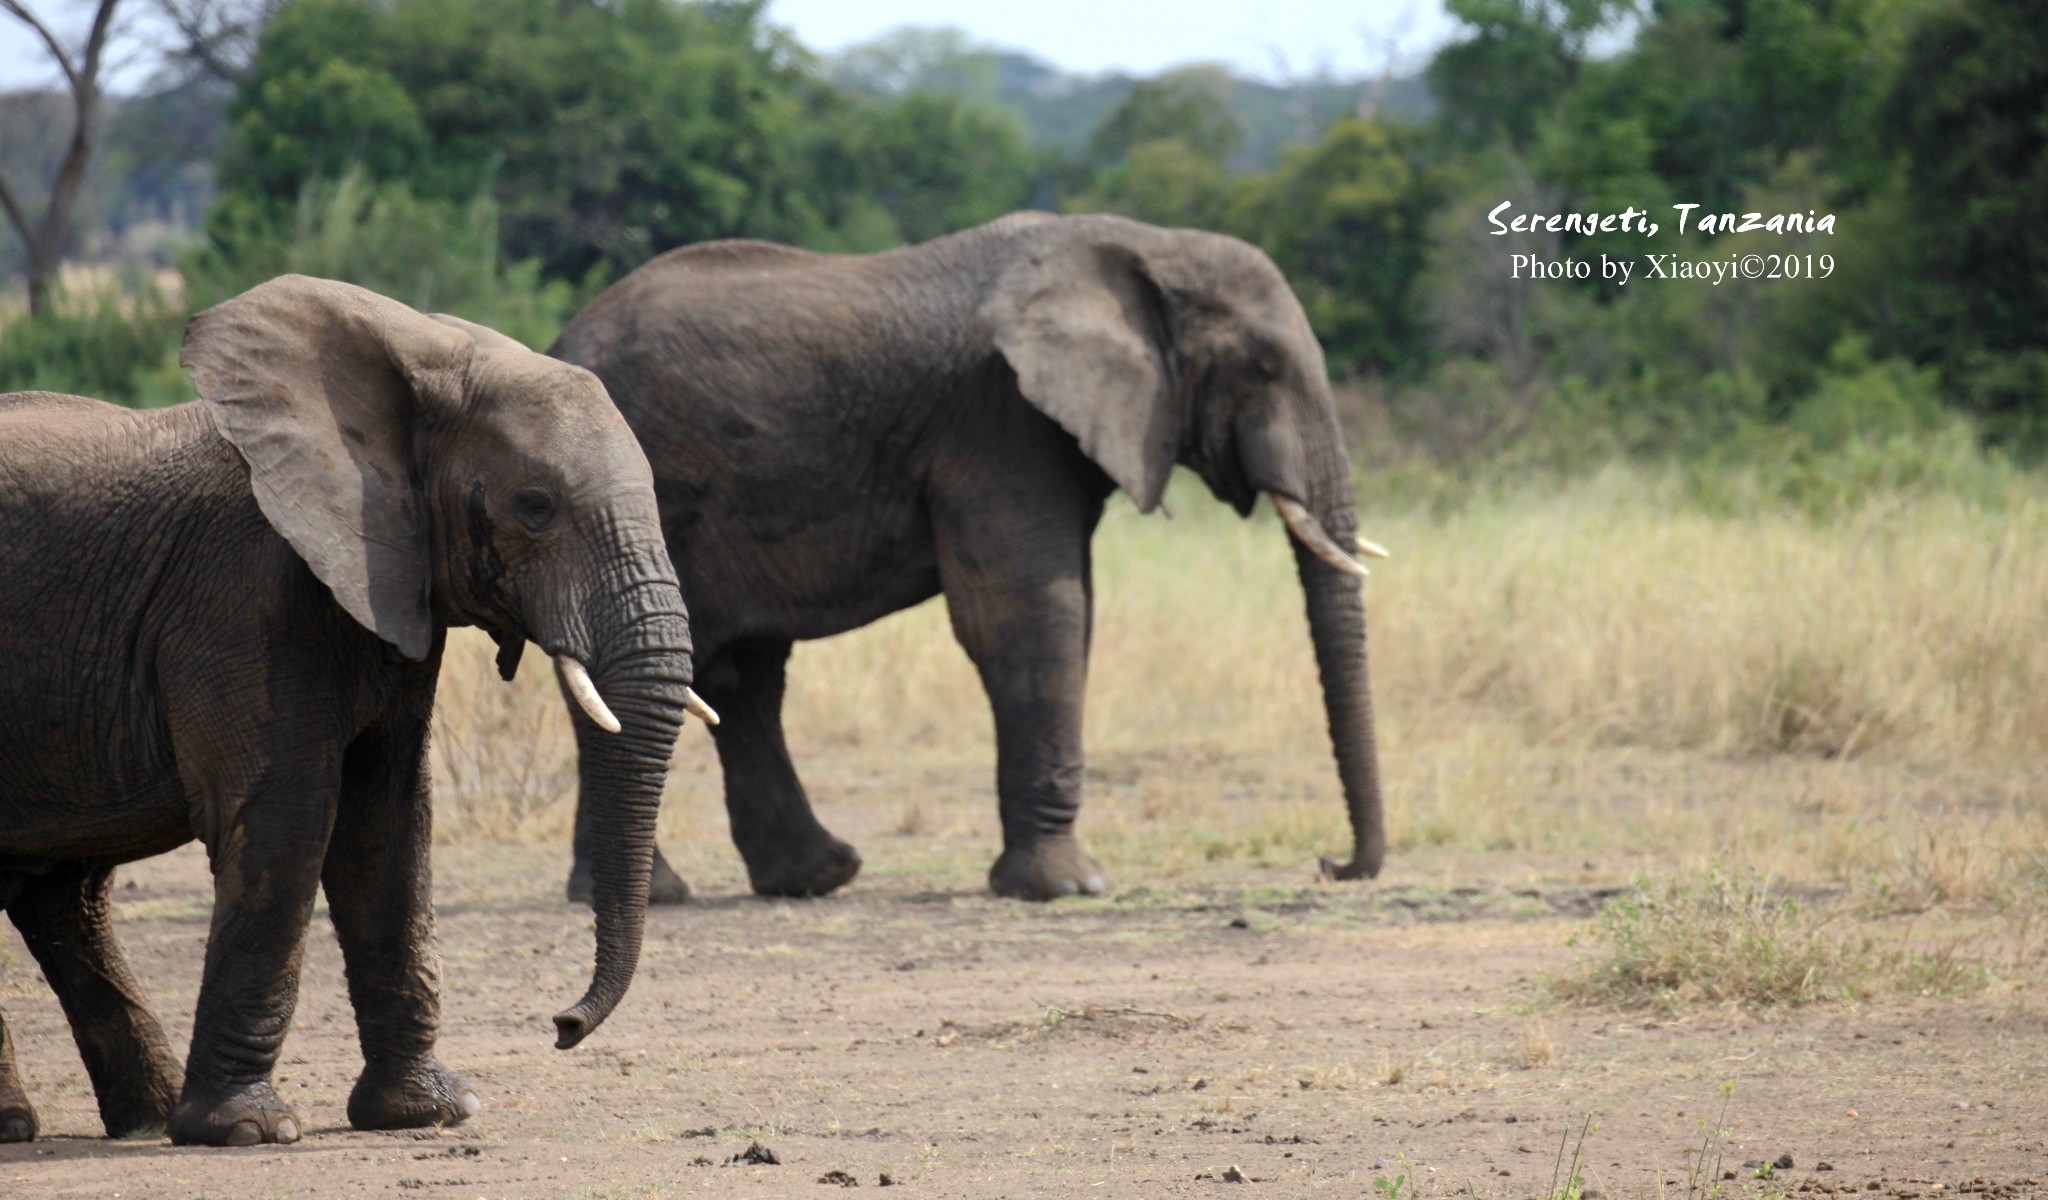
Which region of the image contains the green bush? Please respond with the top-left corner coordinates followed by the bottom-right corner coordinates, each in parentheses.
top-left (189, 169), bottom-right (591, 349)
top-left (0, 287), bottom-right (190, 407)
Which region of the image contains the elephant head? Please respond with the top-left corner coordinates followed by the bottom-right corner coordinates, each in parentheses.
top-left (182, 274), bottom-right (703, 1046)
top-left (983, 215), bottom-right (1388, 879)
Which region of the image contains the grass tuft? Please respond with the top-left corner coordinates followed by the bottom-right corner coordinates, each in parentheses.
top-left (1550, 862), bottom-right (1996, 1013)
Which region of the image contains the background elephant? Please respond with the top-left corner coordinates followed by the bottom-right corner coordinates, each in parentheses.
top-left (0, 276), bottom-right (700, 1146)
top-left (550, 211), bottom-right (1386, 903)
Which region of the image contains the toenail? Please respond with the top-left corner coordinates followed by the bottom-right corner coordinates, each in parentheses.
top-left (460, 1092), bottom-right (481, 1117)
top-left (274, 1117), bottom-right (299, 1143)
top-left (224, 1120), bottom-right (262, 1146)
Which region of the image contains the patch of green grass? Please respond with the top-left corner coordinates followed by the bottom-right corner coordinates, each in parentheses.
top-left (1550, 862), bottom-right (1994, 1013)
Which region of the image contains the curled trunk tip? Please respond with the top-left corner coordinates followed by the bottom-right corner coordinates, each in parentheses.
top-left (553, 1001), bottom-right (603, 1049)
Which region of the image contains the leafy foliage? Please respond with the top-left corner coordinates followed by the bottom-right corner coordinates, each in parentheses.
top-left (0, 283), bottom-right (190, 405)
top-left (5, 0), bottom-right (2045, 463)
top-left (212, 0), bottom-right (1037, 278)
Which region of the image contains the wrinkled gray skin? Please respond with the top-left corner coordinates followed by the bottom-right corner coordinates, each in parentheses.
top-left (552, 212), bottom-right (1385, 903)
top-left (0, 276), bottom-right (694, 1147)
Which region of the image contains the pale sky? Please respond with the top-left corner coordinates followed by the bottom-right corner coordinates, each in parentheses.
top-left (0, 1), bottom-right (1455, 90)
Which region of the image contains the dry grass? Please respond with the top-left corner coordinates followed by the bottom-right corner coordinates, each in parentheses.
top-left (1518, 1018), bottom-right (1556, 1068)
top-left (425, 466), bottom-right (2048, 919)
top-left (429, 640), bottom-right (582, 843)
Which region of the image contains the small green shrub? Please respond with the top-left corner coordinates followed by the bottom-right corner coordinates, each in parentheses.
top-left (0, 286), bottom-right (190, 406)
top-left (1551, 862), bottom-right (1991, 1012)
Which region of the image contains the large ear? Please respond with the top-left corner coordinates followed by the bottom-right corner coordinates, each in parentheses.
top-left (981, 236), bottom-right (1179, 513)
top-left (429, 311), bottom-right (529, 354)
top-left (181, 275), bottom-right (475, 661)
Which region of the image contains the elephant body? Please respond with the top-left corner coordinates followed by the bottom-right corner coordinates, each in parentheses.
top-left (0, 277), bottom-right (699, 1146)
top-left (552, 212), bottom-right (1386, 902)
top-left (0, 395), bottom-right (452, 1145)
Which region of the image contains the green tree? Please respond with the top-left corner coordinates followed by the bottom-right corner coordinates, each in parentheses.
top-left (1066, 65), bottom-right (1250, 230)
top-left (1428, 0), bottom-right (1627, 150)
top-left (217, 0), bottom-right (839, 279)
top-left (215, 0), bottom-right (1040, 276)
top-left (1237, 119), bottom-right (1435, 377)
top-left (1882, 0), bottom-right (2048, 430)
top-left (1066, 137), bottom-right (1246, 230)
top-left (1086, 66), bottom-right (1245, 168)
top-left (808, 91), bottom-right (1036, 247)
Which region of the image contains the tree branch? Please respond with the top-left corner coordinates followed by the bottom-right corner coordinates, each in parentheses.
top-left (0, 172), bottom-right (34, 248)
top-left (0, 0), bottom-right (82, 93)
top-left (39, 0), bottom-right (123, 249)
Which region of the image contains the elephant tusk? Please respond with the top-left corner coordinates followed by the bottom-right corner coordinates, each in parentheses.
top-left (683, 688), bottom-right (720, 726)
top-left (557, 655), bottom-right (623, 733)
top-left (1356, 535), bottom-right (1391, 559)
top-left (1271, 494), bottom-right (1371, 578)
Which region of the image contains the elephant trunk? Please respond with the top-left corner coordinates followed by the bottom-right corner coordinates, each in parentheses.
top-left (551, 584), bottom-right (693, 1049)
top-left (1281, 444), bottom-right (1386, 881)
top-left (1294, 530), bottom-right (1386, 880)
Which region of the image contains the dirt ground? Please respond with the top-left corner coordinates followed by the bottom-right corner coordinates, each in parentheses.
top-left (2, 774), bottom-right (2045, 1200)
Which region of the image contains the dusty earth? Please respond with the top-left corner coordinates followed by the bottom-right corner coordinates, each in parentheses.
top-left (2, 834), bottom-right (2043, 1199)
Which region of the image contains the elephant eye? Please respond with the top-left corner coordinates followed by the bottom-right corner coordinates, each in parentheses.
top-left (509, 485), bottom-right (558, 530)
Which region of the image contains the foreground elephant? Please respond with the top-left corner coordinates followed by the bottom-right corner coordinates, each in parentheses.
top-left (551, 212), bottom-right (1388, 903)
top-left (0, 276), bottom-right (702, 1146)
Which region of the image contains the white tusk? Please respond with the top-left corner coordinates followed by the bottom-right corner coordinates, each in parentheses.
top-left (1356, 535), bottom-right (1391, 559)
top-left (683, 688), bottom-right (720, 726)
top-left (557, 655), bottom-right (622, 733)
top-left (1271, 494), bottom-right (1371, 578)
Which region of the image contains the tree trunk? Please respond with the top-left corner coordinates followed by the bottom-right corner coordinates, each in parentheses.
top-left (0, 0), bottom-right (122, 320)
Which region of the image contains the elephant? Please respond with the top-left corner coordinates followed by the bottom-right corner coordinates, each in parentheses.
top-left (0, 275), bottom-right (707, 1146)
top-left (549, 211), bottom-right (1388, 904)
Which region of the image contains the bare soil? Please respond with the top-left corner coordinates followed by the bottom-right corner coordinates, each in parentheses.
top-left (3, 834), bottom-right (2044, 1199)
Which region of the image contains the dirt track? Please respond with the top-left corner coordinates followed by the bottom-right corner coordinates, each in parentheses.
top-left (3, 838), bottom-right (2043, 1200)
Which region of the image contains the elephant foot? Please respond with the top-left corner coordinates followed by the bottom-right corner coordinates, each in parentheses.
top-left (96, 1080), bottom-right (178, 1139)
top-left (745, 836), bottom-right (863, 899)
top-left (1317, 851), bottom-right (1383, 882)
top-left (990, 835), bottom-right (1107, 901)
top-left (0, 1103), bottom-right (36, 1143)
top-left (348, 1058), bottom-right (480, 1131)
top-left (566, 846), bottom-right (691, 906)
top-left (169, 1080), bottom-right (301, 1146)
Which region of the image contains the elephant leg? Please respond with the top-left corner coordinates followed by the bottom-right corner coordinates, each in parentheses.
top-left (168, 767), bottom-right (338, 1147)
top-left (323, 717), bottom-right (478, 1131)
top-left (0, 1006), bottom-right (33, 1142)
top-left (703, 640), bottom-right (862, 898)
top-left (7, 863), bottom-right (182, 1137)
top-left (934, 501), bottom-right (1105, 901)
top-left (566, 679), bottom-right (692, 907)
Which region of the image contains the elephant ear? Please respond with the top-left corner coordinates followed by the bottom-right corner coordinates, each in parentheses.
top-left (982, 237), bottom-right (1178, 513)
top-left (182, 275), bottom-right (475, 661)
top-left (430, 312), bottom-right (529, 355)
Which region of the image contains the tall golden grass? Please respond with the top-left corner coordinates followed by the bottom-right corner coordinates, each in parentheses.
top-left (428, 466), bottom-right (2048, 905)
